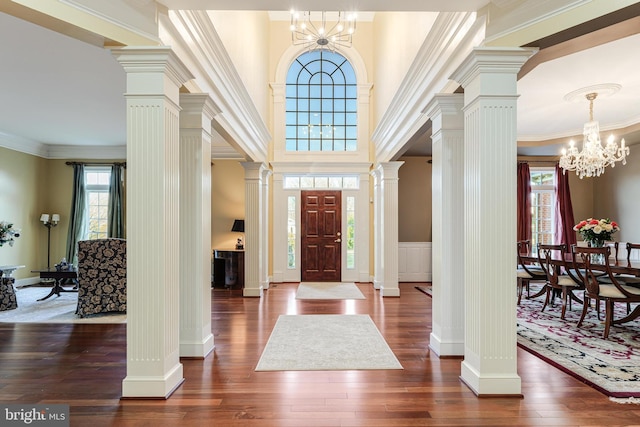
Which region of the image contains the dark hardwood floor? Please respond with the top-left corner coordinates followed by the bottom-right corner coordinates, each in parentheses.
top-left (1, 282), bottom-right (640, 426)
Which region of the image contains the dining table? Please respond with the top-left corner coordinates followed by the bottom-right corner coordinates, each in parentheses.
top-left (519, 249), bottom-right (640, 328)
top-left (519, 251), bottom-right (640, 277)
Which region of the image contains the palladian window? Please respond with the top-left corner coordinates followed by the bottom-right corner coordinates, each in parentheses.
top-left (285, 50), bottom-right (357, 151)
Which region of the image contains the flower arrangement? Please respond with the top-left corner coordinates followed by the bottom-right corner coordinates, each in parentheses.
top-left (573, 218), bottom-right (619, 245)
top-left (0, 221), bottom-right (21, 247)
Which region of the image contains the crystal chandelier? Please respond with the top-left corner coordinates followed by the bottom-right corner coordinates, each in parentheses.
top-left (559, 92), bottom-right (629, 179)
top-left (290, 11), bottom-right (356, 51)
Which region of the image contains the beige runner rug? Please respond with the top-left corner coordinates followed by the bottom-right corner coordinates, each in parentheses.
top-left (255, 314), bottom-right (403, 371)
top-left (295, 282), bottom-right (365, 300)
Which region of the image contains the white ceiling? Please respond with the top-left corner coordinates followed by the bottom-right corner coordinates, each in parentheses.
top-left (1, 6), bottom-right (639, 159)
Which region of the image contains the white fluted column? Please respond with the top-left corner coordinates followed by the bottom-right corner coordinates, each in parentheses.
top-left (113, 47), bottom-right (193, 398)
top-left (260, 167), bottom-right (272, 290)
top-left (370, 168), bottom-right (382, 290)
top-left (178, 93), bottom-right (217, 358)
top-left (451, 47), bottom-right (537, 395)
top-left (377, 162), bottom-right (403, 297)
top-left (425, 94), bottom-right (465, 357)
top-left (241, 162), bottom-right (265, 297)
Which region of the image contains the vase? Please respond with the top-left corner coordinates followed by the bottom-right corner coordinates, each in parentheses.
top-left (588, 239), bottom-right (606, 264)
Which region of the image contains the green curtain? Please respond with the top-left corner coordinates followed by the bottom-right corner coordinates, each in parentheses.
top-left (65, 164), bottom-right (86, 264)
top-left (108, 164), bottom-right (125, 238)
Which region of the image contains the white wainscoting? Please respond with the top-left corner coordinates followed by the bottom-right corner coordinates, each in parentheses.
top-left (398, 242), bottom-right (432, 282)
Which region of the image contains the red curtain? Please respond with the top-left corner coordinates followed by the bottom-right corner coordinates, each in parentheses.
top-left (517, 162), bottom-right (531, 242)
top-left (554, 164), bottom-right (577, 246)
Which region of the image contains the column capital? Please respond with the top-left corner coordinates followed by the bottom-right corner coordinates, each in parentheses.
top-left (179, 94), bottom-right (219, 133)
top-left (241, 162), bottom-right (267, 180)
top-left (180, 94), bottom-right (220, 120)
top-left (111, 46), bottom-right (194, 93)
top-left (423, 93), bottom-right (464, 118)
top-left (451, 47), bottom-right (538, 87)
top-left (376, 161), bottom-right (404, 180)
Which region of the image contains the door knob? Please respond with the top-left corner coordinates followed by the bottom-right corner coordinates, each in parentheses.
top-left (334, 239), bottom-right (341, 243)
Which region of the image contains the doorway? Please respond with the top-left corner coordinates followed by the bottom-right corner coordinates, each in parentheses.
top-left (301, 190), bottom-right (341, 282)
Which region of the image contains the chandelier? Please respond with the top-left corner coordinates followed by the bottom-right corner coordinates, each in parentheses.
top-left (559, 91), bottom-right (629, 179)
top-left (290, 11), bottom-right (356, 51)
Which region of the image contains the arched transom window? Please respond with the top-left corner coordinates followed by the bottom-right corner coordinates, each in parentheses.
top-left (286, 50), bottom-right (357, 151)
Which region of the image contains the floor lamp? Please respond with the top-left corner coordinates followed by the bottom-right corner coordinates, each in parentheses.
top-left (40, 214), bottom-right (60, 270)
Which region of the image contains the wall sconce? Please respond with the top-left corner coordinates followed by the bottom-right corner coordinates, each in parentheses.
top-left (40, 213), bottom-right (60, 270)
top-left (231, 219), bottom-right (244, 250)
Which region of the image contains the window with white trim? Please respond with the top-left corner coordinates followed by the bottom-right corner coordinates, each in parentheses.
top-left (283, 175), bottom-right (359, 189)
top-left (85, 167), bottom-right (111, 240)
top-left (287, 196), bottom-right (296, 269)
top-left (530, 168), bottom-right (555, 248)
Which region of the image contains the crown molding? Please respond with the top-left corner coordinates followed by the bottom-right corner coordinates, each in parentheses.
top-left (14, 0), bottom-right (161, 46)
top-left (45, 144), bottom-right (126, 159)
top-left (211, 145), bottom-right (246, 160)
top-left (0, 132), bottom-right (48, 158)
top-left (372, 11), bottom-right (484, 162)
top-left (0, 132), bottom-right (126, 159)
top-left (160, 10), bottom-right (270, 163)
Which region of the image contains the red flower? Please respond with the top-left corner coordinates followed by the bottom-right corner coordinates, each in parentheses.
top-left (611, 221), bottom-right (618, 228)
top-left (589, 219), bottom-right (599, 225)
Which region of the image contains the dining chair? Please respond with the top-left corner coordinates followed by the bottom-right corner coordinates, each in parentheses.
top-left (517, 240), bottom-right (546, 305)
top-left (537, 243), bottom-right (583, 320)
top-left (572, 245), bottom-right (640, 339)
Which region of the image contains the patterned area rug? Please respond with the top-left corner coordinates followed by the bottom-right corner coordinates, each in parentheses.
top-left (517, 286), bottom-right (640, 397)
top-left (255, 314), bottom-right (402, 371)
top-left (295, 282), bottom-right (365, 300)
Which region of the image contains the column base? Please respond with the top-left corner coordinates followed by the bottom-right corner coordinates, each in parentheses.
top-left (243, 286), bottom-right (263, 297)
top-left (380, 286), bottom-right (400, 297)
top-left (460, 360), bottom-right (522, 396)
top-left (429, 332), bottom-right (464, 357)
top-left (180, 334), bottom-right (214, 358)
top-left (122, 363), bottom-right (184, 398)
top-left (373, 279), bottom-right (382, 290)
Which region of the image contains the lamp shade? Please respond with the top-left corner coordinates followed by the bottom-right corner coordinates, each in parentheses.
top-left (231, 219), bottom-right (244, 233)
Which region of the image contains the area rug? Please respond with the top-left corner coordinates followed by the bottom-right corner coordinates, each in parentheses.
top-left (0, 286), bottom-right (126, 324)
top-left (295, 282), bottom-right (365, 300)
top-left (517, 286), bottom-right (640, 397)
top-left (255, 314), bottom-right (403, 371)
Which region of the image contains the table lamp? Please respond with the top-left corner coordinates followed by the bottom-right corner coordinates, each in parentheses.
top-left (231, 219), bottom-right (244, 250)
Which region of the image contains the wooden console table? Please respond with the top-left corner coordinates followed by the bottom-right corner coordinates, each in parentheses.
top-left (213, 249), bottom-right (244, 289)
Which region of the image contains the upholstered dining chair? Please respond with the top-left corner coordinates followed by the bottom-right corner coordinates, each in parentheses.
top-left (537, 243), bottom-right (583, 320)
top-left (517, 240), bottom-right (546, 305)
top-left (76, 238), bottom-right (126, 318)
top-left (572, 245), bottom-right (640, 339)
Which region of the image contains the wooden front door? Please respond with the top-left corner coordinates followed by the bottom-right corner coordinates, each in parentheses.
top-left (301, 190), bottom-right (341, 282)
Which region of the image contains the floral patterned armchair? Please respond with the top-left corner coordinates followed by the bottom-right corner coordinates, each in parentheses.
top-left (0, 274), bottom-right (18, 312)
top-left (76, 238), bottom-right (126, 317)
